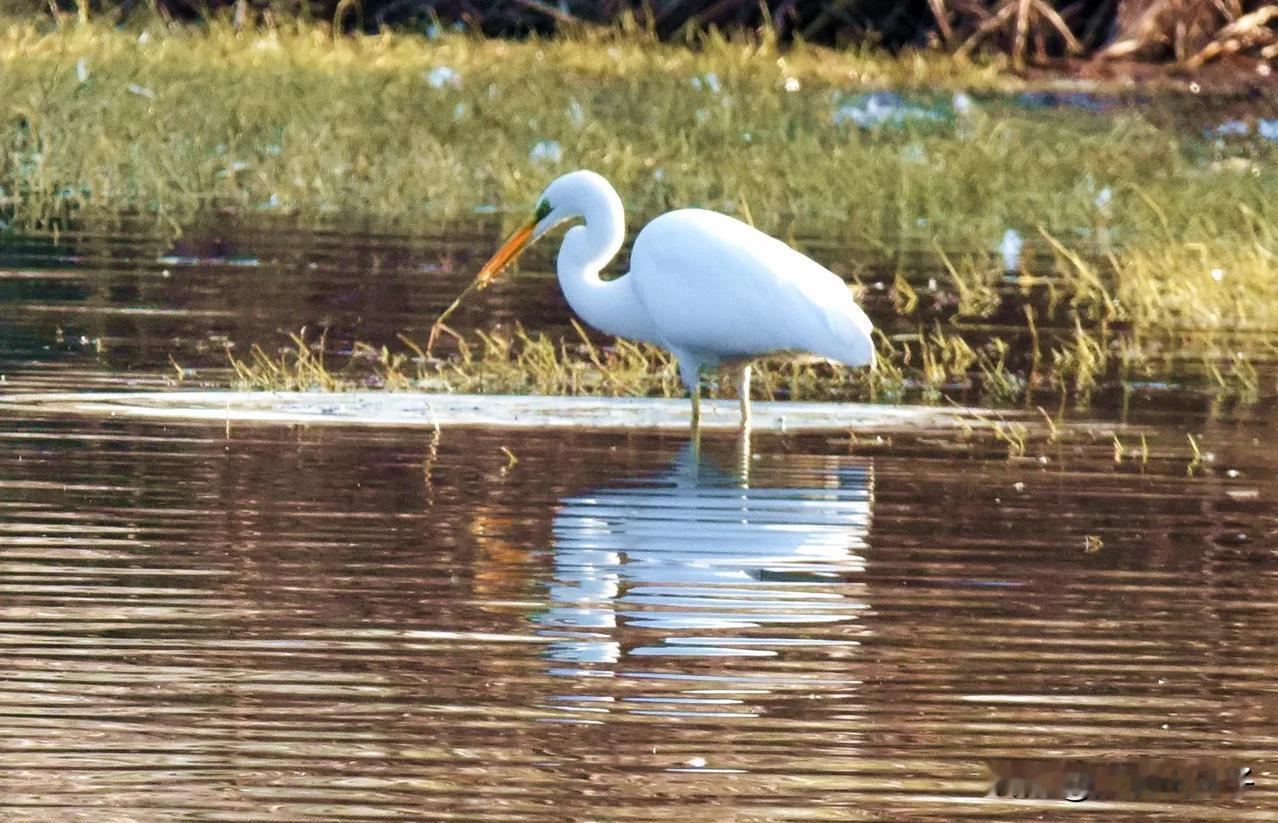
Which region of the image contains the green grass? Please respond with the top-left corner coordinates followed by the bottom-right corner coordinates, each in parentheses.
top-left (5, 15), bottom-right (1271, 244)
top-left (4, 17), bottom-right (1276, 407)
top-left (0, 17), bottom-right (992, 231)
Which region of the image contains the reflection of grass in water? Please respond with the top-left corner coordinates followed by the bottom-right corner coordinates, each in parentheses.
top-left (5, 19), bottom-right (1274, 404)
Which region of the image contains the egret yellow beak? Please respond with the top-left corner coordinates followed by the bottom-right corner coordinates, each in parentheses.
top-left (427, 213), bottom-right (540, 354)
top-left (476, 215), bottom-right (538, 288)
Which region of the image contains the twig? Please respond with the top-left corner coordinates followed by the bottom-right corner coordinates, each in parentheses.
top-left (957, 2), bottom-right (1017, 56)
top-left (1076, 0), bottom-right (1117, 50)
top-left (1014, 0), bottom-right (1033, 67)
top-left (1184, 4), bottom-right (1278, 68)
top-left (1032, 0), bottom-right (1084, 53)
top-left (771, 0), bottom-right (797, 38)
top-left (798, 0), bottom-right (862, 41)
top-left (332, 0), bottom-right (363, 32)
top-left (1098, 0), bottom-right (1175, 59)
top-left (510, 0), bottom-right (582, 26)
top-left (928, 0), bottom-right (955, 44)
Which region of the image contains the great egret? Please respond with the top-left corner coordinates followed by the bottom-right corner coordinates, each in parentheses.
top-left (463, 170), bottom-right (875, 430)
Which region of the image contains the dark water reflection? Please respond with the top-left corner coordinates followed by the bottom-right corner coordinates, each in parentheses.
top-left (1, 219), bottom-right (509, 392)
top-left (1, 413), bottom-right (1276, 819)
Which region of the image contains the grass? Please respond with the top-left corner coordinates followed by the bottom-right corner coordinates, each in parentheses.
top-left (4, 15), bottom-right (1274, 244)
top-left (1, 16), bottom-right (1010, 235)
top-left (4, 17), bottom-right (1277, 407)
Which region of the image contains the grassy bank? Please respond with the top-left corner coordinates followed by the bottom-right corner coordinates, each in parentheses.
top-left (2, 17), bottom-right (1019, 235)
top-left (4, 19), bottom-right (1273, 243)
top-left (3, 19), bottom-right (1276, 406)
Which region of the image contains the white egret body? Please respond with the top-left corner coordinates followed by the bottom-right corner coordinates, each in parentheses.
top-left (473, 170), bottom-right (875, 429)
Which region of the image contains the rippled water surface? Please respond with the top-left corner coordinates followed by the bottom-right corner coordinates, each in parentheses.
top-left (2, 222), bottom-right (1276, 820)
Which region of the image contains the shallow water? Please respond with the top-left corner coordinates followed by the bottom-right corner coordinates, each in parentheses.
top-left (2, 221), bottom-right (1277, 819)
top-left (0, 218), bottom-right (1102, 386)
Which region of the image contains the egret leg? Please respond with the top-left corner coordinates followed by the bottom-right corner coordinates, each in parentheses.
top-left (675, 353), bottom-right (704, 449)
top-left (737, 365), bottom-right (752, 430)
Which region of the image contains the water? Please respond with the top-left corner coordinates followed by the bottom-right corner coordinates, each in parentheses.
top-left (0, 218), bottom-right (1117, 393)
top-left (2, 221), bottom-right (1276, 819)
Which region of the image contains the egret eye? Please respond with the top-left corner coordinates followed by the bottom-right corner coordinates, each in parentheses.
top-left (535, 199), bottom-right (552, 221)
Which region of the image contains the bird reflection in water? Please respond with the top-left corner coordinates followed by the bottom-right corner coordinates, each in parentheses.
top-left (538, 434), bottom-right (874, 666)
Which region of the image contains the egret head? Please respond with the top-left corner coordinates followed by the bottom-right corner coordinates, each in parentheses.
top-left (475, 170), bottom-right (617, 287)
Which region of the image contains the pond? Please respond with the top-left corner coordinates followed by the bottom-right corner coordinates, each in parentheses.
top-left (1, 220), bottom-right (1275, 819)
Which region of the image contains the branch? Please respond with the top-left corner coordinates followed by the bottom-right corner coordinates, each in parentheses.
top-left (958, 1), bottom-right (1018, 56)
top-left (1032, 0), bottom-right (1084, 53)
top-left (1098, 0), bottom-right (1177, 59)
top-left (509, 0), bottom-right (581, 26)
top-left (929, 0), bottom-right (955, 44)
top-left (1185, 4), bottom-right (1278, 67)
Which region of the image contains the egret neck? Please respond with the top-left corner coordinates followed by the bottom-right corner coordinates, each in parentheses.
top-left (552, 183), bottom-right (657, 345)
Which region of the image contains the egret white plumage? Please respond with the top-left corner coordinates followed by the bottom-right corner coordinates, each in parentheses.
top-left (454, 170), bottom-right (875, 430)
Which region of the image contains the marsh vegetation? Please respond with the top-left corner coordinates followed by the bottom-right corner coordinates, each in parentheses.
top-left (2, 19), bottom-right (1275, 409)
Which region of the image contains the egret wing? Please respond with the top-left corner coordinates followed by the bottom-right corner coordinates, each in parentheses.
top-left (628, 209), bottom-right (873, 366)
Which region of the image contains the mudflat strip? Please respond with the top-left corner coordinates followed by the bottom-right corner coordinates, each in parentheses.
top-left (0, 391), bottom-right (998, 432)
